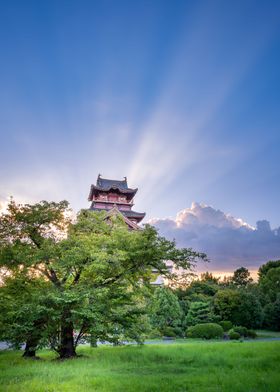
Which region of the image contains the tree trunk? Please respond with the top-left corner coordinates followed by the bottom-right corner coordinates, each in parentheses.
top-left (22, 318), bottom-right (46, 358)
top-left (22, 337), bottom-right (38, 358)
top-left (90, 335), bottom-right (97, 347)
top-left (59, 319), bottom-right (76, 359)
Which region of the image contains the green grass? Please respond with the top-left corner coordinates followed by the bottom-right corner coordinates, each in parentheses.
top-left (0, 341), bottom-right (280, 392)
top-left (255, 330), bottom-right (280, 338)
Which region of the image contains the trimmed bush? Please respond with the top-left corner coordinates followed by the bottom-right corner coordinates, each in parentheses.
top-left (229, 330), bottom-right (240, 340)
top-left (247, 329), bottom-right (257, 339)
top-left (148, 329), bottom-right (161, 339)
top-left (233, 326), bottom-right (248, 337)
top-left (186, 301), bottom-right (216, 326)
top-left (173, 326), bottom-right (184, 337)
top-left (186, 323), bottom-right (224, 340)
top-left (162, 327), bottom-right (176, 338)
top-left (219, 321), bottom-right (233, 331)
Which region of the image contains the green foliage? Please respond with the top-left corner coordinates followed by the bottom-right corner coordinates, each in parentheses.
top-left (185, 301), bottom-right (217, 326)
top-left (181, 280), bottom-right (218, 302)
top-left (148, 328), bottom-right (162, 338)
top-left (0, 200), bottom-right (206, 358)
top-left (149, 287), bottom-right (183, 335)
top-left (200, 272), bottom-right (220, 284)
top-left (213, 289), bottom-right (262, 329)
top-left (237, 291), bottom-right (263, 328)
top-left (258, 260), bottom-right (280, 281)
top-left (247, 329), bottom-right (257, 339)
top-left (231, 267), bottom-right (253, 287)
top-left (229, 326), bottom-right (257, 339)
top-left (186, 323), bottom-right (224, 339)
top-left (161, 326), bottom-right (177, 337)
top-left (219, 320), bottom-right (233, 331)
top-left (232, 326), bottom-right (248, 337)
top-left (259, 266), bottom-right (280, 302)
top-left (173, 326), bottom-right (184, 337)
top-left (228, 330), bottom-right (240, 340)
top-left (213, 289), bottom-right (241, 323)
top-left (263, 294), bottom-right (280, 331)
top-left (0, 269), bottom-right (58, 353)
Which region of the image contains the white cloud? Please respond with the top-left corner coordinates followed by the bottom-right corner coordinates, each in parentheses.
top-left (0, 197), bottom-right (9, 214)
top-left (175, 202), bottom-right (255, 230)
top-left (149, 203), bottom-right (280, 273)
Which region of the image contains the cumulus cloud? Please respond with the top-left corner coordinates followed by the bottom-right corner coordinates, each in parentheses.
top-left (0, 197), bottom-right (9, 214)
top-left (149, 203), bottom-right (280, 274)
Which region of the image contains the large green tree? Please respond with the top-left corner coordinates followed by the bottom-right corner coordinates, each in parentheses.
top-left (149, 287), bottom-right (183, 336)
top-left (258, 260), bottom-right (280, 281)
top-left (0, 200), bottom-right (206, 358)
top-left (259, 263), bottom-right (280, 303)
top-left (231, 267), bottom-right (253, 288)
top-left (213, 290), bottom-right (241, 324)
top-left (259, 260), bottom-right (280, 330)
top-left (263, 294), bottom-right (280, 331)
top-left (213, 288), bottom-right (262, 328)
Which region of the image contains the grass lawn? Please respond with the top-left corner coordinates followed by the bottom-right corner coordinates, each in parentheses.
top-left (255, 330), bottom-right (280, 338)
top-left (0, 341), bottom-right (280, 392)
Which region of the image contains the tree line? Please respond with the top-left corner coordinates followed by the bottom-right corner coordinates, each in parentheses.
top-left (148, 263), bottom-right (280, 338)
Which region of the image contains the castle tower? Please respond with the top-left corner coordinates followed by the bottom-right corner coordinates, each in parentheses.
top-left (88, 175), bottom-right (145, 229)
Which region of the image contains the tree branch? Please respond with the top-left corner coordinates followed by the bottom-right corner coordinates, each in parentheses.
top-left (74, 324), bottom-right (88, 347)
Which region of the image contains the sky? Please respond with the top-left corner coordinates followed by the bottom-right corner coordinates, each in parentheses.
top-left (1, 0), bottom-right (280, 275)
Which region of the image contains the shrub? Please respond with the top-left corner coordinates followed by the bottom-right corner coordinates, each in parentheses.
top-left (148, 329), bottom-right (161, 339)
top-left (219, 321), bottom-right (233, 331)
top-left (229, 330), bottom-right (240, 340)
top-left (173, 326), bottom-right (184, 337)
top-left (161, 327), bottom-right (176, 337)
top-left (185, 301), bottom-right (216, 326)
top-left (233, 326), bottom-right (248, 337)
top-left (247, 329), bottom-right (257, 339)
top-left (186, 323), bottom-right (224, 339)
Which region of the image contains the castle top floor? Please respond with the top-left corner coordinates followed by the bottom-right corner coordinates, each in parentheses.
top-left (88, 174), bottom-right (138, 203)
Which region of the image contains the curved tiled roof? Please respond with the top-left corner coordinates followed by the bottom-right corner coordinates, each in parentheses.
top-left (97, 177), bottom-right (128, 190)
top-left (88, 176), bottom-right (138, 201)
top-left (121, 210), bottom-right (146, 219)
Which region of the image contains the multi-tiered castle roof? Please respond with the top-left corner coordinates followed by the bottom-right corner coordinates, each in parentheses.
top-left (88, 175), bottom-right (145, 229)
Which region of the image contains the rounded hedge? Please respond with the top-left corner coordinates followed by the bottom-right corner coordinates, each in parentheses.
top-left (233, 326), bottom-right (248, 337)
top-left (219, 321), bottom-right (233, 332)
top-left (247, 329), bottom-right (257, 339)
top-left (161, 327), bottom-right (177, 337)
top-left (186, 323), bottom-right (224, 340)
top-left (229, 330), bottom-right (240, 340)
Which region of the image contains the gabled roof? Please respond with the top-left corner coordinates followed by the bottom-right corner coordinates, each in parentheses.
top-left (104, 206), bottom-right (141, 230)
top-left (90, 206), bottom-right (145, 223)
top-left (88, 175), bottom-right (138, 201)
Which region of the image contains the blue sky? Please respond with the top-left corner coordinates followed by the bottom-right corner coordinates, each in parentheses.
top-left (1, 0), bottom-right (280, 273)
